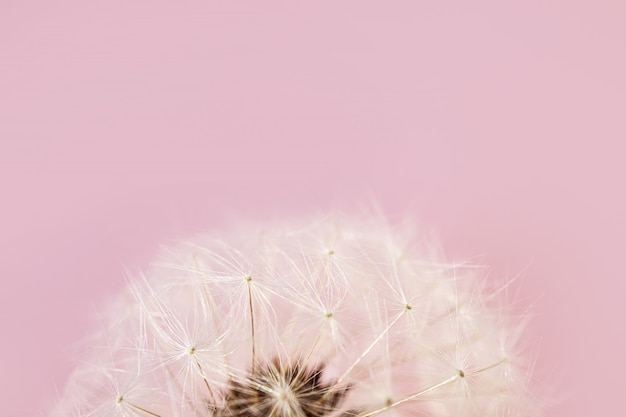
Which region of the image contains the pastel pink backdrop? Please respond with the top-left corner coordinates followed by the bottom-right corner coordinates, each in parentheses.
top-left (1, 1), bottom-right (624, 416)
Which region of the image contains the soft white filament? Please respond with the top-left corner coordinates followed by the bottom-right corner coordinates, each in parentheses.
top-left (52, 213), bottom-right (539, 417)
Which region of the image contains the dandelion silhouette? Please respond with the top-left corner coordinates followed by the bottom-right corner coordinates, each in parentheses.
top-left (53, 214), bottom-right (539, 417)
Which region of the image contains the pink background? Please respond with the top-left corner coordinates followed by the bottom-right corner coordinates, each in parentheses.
top-left (1, 1), bottom-right (624, 416)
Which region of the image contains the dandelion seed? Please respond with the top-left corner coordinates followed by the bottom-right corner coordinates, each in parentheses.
top-left (52, 214), bottom-right (541, 417)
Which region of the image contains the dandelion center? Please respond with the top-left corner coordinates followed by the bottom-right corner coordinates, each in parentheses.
top-left (217, 359), bottom-right (351, 417)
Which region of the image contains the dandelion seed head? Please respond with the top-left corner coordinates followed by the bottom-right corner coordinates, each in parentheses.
top-left (52, 213), bottom-right (541, 417)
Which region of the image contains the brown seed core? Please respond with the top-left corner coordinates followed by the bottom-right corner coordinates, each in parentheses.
top-left (216, 358), bottom-right (351, 417)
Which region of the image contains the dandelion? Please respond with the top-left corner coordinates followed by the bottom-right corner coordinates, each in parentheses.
top-left (52, 213), bottom-right (540, 417)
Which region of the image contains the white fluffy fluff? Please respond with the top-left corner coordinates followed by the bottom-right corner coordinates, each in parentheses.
top-left (52, 213), bottom-right (539, 417)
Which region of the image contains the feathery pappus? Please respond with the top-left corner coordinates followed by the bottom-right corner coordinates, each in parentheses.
top-left (52, 213), bottom-right (540, 417)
